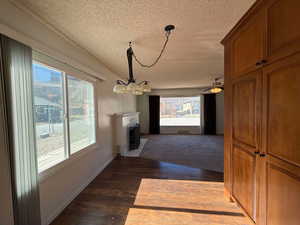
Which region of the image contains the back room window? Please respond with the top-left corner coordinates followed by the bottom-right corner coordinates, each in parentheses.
top-left (160, 96), bottom-right (201, 126)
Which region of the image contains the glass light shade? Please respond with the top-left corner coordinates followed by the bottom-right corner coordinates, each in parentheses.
top-left (136, 83), bottom-right (144, 92)
top-left (113, 80), bottom-right (151, 95)
top-left (132, 90), bottom-right (143, 95)
top-left (113, 84), bottom-right (125, 93)
top-left (142, 82), bottom-right (151, 92)
top-left (210, 87), bottom-right (223, 93)
top-left (127, 82), bottom-right (138, 91)
top-left (119, 86), bottom-right (129, 93)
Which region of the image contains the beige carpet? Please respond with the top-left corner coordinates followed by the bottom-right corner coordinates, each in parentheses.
top-left (141, 135), bottom-right (224, 173)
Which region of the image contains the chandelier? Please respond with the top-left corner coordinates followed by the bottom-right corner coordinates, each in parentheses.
top-left (113, 25), bottom-right (175, 95)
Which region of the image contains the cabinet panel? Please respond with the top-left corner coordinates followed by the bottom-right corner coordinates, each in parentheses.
top-left (233, 71), bottom-right (261, 149)
top-left (232, 146), bottom-right (256, 220)
top-left (232, 11), bottom-right (265, 78)
top-left (263, 53), bottom-right (300, 167)
top-left (267, 0), bottom-right (300, 62)
top-left (266, 161), bottom-right (300, 225)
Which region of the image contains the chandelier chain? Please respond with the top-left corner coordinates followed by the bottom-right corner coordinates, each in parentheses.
top-left (131, 31), bottom-right (171, 68)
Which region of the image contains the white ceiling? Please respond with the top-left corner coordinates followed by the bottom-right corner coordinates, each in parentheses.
top-left (16, 0), bottom-right (255, 89)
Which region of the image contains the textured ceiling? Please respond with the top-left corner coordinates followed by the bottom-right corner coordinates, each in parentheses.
top-left (16, 0), bottom-right (255, 88)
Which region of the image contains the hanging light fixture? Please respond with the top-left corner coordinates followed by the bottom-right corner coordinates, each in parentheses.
top-left (113, 25), bottom-right (175, 95)
top-left (201, 77), bottom-right (224, 94)
top-left (210, 87), bottom-right (223, 93)
top-left (210, 78), bottom-right (223, 93)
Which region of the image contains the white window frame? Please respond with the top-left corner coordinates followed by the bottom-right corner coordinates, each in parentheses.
top-left (32, 60), bottom-right (99, 177)
top-left (65, 73), bottom-right (98, 155)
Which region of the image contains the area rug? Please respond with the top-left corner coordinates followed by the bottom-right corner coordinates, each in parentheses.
top-left (140, 135), bottom-right (224, 173)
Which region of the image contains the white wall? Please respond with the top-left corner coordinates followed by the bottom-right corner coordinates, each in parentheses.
top-left (137, 94), bottom-right (149, 134)
top-left (150, 88), bottom-right (205, 97)
top-left (137, 88), bottom-right (224, 135)
top-left (0, 1), bottom-right (136, 224)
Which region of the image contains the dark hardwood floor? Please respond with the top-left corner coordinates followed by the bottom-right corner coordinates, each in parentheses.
top-left (50, 157), bottom-right (250, 225)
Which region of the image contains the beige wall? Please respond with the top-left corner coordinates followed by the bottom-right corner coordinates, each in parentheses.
top-left (0, 1), bottom-right (136, 224)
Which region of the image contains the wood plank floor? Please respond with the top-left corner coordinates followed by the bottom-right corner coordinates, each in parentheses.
top-left (50, 157), bottom-right (250, 225)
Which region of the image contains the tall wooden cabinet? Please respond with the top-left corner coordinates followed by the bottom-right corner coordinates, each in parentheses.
top-left (232, 70), bottom-right (262, 222)
top-left (221, 0), bottom-right (300, 225)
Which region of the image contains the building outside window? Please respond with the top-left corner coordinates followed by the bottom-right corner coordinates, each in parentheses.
top-left (160, 96), bottom-right (201, 126)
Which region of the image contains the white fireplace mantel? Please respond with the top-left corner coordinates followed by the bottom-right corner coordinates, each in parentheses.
top-left (115, 112), bottom-right (140, 156)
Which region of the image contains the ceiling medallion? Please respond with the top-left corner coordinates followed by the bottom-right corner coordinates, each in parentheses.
top-left (113, 25), bottom-right (175, 95)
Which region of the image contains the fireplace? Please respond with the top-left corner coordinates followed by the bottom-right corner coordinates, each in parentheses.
top-left (115, 112), bottom-right (140, 156)
top-left (129, 124), bottom-right (140, 150)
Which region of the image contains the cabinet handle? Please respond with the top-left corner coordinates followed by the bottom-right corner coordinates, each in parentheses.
top-left (254, 151), bottom-right (260, 154)
top-left (261, 59), bottom-right (267, 64)
top-left (256, 60), bottom-right (267, 67)
top-left (259, 153), bottom-right (266, 157)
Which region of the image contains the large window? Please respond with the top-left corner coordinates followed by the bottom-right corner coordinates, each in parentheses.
top-left (33, 62), bottom-right (96, 172)
top-left (160, 96), bottom-right (201, 126)
top-left (68, 76), bottom-right (96, 153)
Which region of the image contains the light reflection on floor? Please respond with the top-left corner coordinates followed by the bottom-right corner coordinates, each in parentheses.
top-left (125, 179), bottom-right (250, 225)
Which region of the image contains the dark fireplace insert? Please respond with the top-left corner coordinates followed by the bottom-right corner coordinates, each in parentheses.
top-left (129, 124), bottom-right (140, 150)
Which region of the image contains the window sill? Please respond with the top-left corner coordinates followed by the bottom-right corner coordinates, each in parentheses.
top-left (38, 143), bottom-right (99, 184)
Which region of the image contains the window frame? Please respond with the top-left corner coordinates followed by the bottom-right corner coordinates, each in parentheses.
top-left (65, 73), bottom-right (98, 155)
top-left (32, 60), bottom-right (98, 176)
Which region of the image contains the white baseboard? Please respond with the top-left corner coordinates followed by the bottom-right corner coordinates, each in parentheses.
top-left (43, 156), bottom-right (115, 225)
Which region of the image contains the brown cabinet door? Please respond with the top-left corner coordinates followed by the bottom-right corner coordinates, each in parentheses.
top-left (232, 70), bottom-right (262, 222)
top-left (265, 158), bottom-right (300, 225)
top-left (258, 156), bottom-right (300, 225)
top-left (231, 10), bottom-right (266, 78)
top-left (260, 53), bottom-right (300, 225)
top-left (266, 0), bottom-right (300, 63)
top-left (262, 53), bottom-right (300, 166)
top-left (232, 70), bottom-right (262, 150)
top-left (232, 145), bottom-right (258, 222)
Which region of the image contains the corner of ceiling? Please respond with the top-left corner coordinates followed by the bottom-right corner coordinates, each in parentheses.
top-left (8, 0), bottom-right (124, 80)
